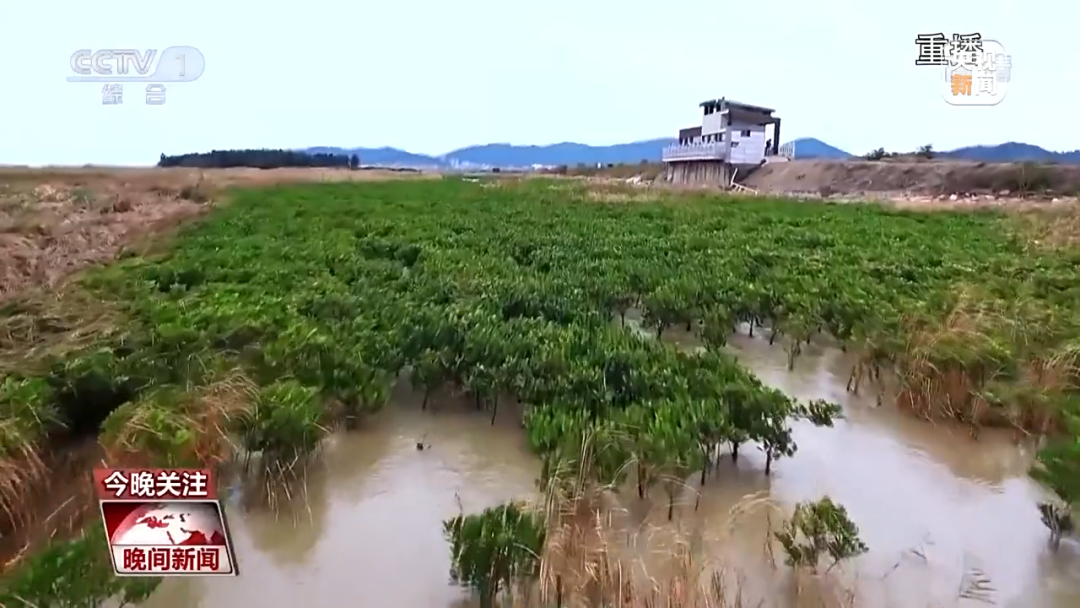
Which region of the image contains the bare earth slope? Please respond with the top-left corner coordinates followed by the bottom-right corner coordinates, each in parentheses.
top-left (742, 159), bottom-right (1080, 199)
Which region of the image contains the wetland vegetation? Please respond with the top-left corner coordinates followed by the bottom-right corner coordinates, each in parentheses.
top-left (2, 177), bottom-right (1080, 606)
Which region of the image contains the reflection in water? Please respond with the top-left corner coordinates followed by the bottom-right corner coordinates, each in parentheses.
top-left (143, 387), bottom-right (539, 608)
top-left (143, 329), bottom-right (1077, 608)
top-left (725, 329), bottom-right (1036, 485)
top-left (235, 460), bottom-right (332, 568)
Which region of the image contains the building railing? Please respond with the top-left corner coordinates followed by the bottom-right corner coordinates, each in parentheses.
top-left (661, 142), bottom-right (727, 162)
top-left (777, 141), bottom-right (796, 159)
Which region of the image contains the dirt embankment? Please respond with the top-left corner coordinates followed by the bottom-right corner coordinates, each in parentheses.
top-left (742, 159), bottom-right (1080, 200)
top-left (0, 167), bottom-right (433, 301)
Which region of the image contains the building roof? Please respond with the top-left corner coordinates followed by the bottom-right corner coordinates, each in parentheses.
top-left (728, 107), bottom-right (779, 125)
top-left (699, 98), bottom-right (775, 114)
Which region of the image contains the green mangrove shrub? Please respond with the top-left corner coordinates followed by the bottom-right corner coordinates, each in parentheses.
top-left (232, 379), bottom-right (327, 470)
top-left (0, 525), bottom-right (159, 607)
top-left (774, 497), bottom-right (868, 573)
top-left (443, 501), bottom-right (546, 608)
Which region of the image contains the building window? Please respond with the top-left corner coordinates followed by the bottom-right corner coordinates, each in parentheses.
top-left (741, 129), bottom-right (751, 137)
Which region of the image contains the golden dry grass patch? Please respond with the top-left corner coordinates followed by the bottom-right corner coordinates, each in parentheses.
top-left (1014, 200), bottom-right (1080, 250)
top-left (99, 369), bottom-right (257, 469)
top-left (0, 183), bottom-right (207, 301)
top-left (0, 438), bottom-right (101, 573)
top-left (521, 436), bottom-right (861, 608)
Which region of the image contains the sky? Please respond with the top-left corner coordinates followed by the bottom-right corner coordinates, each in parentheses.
top-left (1, 0), bottom-right (1075, 165)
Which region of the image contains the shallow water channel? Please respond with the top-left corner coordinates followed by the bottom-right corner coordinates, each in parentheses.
top-left (142, 325), bottom-right (1080, 608)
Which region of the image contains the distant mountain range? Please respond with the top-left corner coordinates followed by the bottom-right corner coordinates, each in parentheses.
top-left (306, 140), bottom-right (672, 168)
top-left (305, 139), bottom-right (1080, 168)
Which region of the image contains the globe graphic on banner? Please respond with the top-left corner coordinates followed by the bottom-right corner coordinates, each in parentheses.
top-left (111, 502), bottom-right (228, 546)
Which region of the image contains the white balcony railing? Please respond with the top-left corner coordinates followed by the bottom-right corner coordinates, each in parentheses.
top-left (661, 142), bottom-right (727, 162)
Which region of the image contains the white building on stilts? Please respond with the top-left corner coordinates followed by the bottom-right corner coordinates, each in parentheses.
top-left (661, 98), bottom-right (788, 187)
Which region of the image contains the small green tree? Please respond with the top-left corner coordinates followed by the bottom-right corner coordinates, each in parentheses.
top-left (641, 285), bottom-right (689, 340)
top-left (443, 502), bottom-right (546, 608)
top-left (618, 403), bottom-right (663, 500)
top-left (529, 411), bottom-right (629, 498)
top-left (864, 147), bottom-right (886, 161)
top-left (754, 396), bottom-right (797, 476)
top-left (0, 526), bottom-right (159, 607)
top-left (774, 497), bottom-right (868, 573)
top-left (648, 401), bottom-right (704, 520)
top-left (796, 399), bottom-right (843, 427)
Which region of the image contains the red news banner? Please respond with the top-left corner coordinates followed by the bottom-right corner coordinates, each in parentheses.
top-left (93, 468), bottom-right (239, 576)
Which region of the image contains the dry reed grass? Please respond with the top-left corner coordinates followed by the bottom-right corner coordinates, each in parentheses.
top-left (0, 428), bottom-right (47, 543)
top-left (99, 369), bottom-right (256, 469)
top-left (896, 287), bottom-right (1080, 435)
top-left (0, 287), bottom-right (129, 569)
top-left (514, 437), bottom-right (862, 608)
top-left (0, 166), bottom-right (435, 189)
top-left (0, 181), bottom-right (207, 301)
top-left (0, 288), bottom-right (124, 376)
top-left (584, 189), bottom-right (663, 204)
top-left (0, 439), bottom-right (101, 572)
top-left (1018, 201), bottom-right (1080, 250)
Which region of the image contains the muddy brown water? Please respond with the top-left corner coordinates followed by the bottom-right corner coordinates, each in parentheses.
top-left (142, 324), bottom-right (1080, 608)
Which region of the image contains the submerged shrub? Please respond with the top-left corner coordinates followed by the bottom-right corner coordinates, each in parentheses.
top-left (232, 380), bottom-right (327, 466)
top-left (443, 501), bottom-right (546, 608)
top-left (0, 376), bottom-right (59, 528)
top-left (774, 496), bottom-right (868, 572)
top-left (1031, 415), bottom-right (1080, 506)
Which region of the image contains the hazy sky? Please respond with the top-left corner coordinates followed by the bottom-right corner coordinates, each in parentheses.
top-left (1, 0), bottom-right (1074, 165)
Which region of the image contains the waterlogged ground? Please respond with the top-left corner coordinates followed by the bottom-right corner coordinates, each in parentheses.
top-left (141, 328), bottom-right (1080, 608)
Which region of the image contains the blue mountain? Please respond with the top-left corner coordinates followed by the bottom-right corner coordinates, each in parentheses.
top-left (304, 146), bottom-right (440, 166)
top-left (785, 138), bottom-right (852, 160)
top-left (443, 139), bottom-right (676, 167)
top-left (938, 142), bottom-right (1080, 163)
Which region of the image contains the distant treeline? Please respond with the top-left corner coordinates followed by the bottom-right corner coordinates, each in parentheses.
top-left (157, 149), bottom-right (361, 169)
